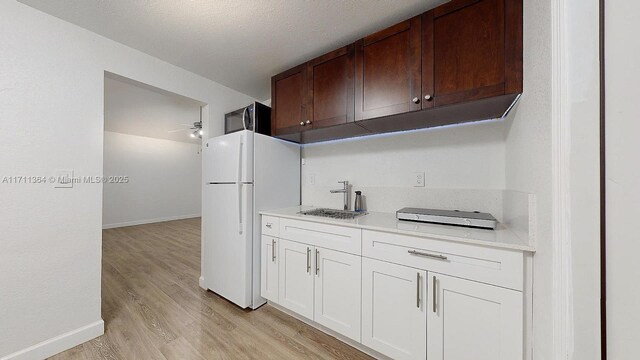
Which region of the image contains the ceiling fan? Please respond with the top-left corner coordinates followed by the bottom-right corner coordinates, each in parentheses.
top-left (167, 121), bottom-right (203, 138)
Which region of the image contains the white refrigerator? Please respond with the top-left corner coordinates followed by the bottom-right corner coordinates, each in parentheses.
top-left (202, 130), bottom-right (300, 309)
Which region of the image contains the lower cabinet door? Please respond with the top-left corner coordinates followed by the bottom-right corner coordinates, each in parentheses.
top-left (362, 258), bottom-right (427, 360)
top-left (427, 273), bottom-right (523, 360)
top-left (278, 239), bottom-right (315, 319)
top-left (313, 247), bottom-right (361, 342)
top-left (260, 236), bottom-right (279, 302)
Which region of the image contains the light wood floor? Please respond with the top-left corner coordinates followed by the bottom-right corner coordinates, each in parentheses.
top-left (50, 218), bottom-right (371, 360)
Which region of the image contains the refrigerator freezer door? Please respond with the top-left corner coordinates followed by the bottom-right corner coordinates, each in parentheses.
top-left (205, 183), bottom-right (254, 308)
top-left (205, 130), bottom-right (254, 183)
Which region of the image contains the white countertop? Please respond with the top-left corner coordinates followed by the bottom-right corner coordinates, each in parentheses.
top-left (260, 206), bottom-right (535, 252)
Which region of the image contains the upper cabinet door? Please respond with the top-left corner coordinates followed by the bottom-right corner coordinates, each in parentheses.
top-left (431, 0), bottom-right (522, 107)
top-left (421, 11), bottom-right (435, 109)
top-left (307, 45), bottom-right (355, 129)
top-left (271, 64), bottom-right (307, 136)
top-left (355, 16), bottom-right (422, 121)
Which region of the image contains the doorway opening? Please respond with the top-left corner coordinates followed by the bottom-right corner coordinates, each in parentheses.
top-left (99, 72), bottom-right (206, 355)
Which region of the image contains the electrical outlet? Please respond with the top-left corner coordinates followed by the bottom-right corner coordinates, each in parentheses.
top-left (55, 169), bottom-right (74, 188)
top-left (309, 174), bottom-right (316, 185)
top-left (413, 172), bottom-right (425, 187)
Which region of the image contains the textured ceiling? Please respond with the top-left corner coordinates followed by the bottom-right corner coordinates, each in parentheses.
top-left (104, 75), bottom-right (203, 144)
top-left (19, 0), bottom-right (447, 100)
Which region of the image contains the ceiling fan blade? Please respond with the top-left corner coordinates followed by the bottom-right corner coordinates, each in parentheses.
top-left (167, 128), bottom-right (189, 133)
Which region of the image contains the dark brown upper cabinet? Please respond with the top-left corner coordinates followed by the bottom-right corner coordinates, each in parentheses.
top-left (427, 0), bottom-right (523, 107)
top-left (270, 0), bottom-right (522, 143)
top-left (307, 45), bottom-right (355, 130)
top-left (421, 11), bottom-right (435, 110)
top-left (355, 16), bottom-right (422, 121)
top-left (271, 64), bottom-right (307, 136)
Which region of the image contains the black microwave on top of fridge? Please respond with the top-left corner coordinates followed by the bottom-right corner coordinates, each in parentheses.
top-left (224, 102), bottom-right (271, 135)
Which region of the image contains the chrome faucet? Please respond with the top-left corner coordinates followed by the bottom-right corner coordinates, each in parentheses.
top-left (330, 181), bottom-right (350, 210)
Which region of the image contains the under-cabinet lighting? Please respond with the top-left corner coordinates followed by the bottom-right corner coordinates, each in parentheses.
top-left (301, 117), bottom-right (505, 148)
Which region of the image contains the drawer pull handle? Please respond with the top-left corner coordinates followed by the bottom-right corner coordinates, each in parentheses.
top-left (433, 275), bottom-right (437, 313)
top-left (416, 272), bottom-right (421, 308)
top-left (408, 250), bottom-right (448, 261)
top-left (271, 239), bottom-right (276, 262)
top-left (266, 223), bottom-right (273, 229)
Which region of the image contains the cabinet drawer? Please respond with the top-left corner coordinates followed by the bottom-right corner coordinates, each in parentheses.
top-left (362, 230), bottom-right (523, 291)
top-left (262, 216), bottom-right (280, 237)
top-left (279, 218), bottom-right (362, 255)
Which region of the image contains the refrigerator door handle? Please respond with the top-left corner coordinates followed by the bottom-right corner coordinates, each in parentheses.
top-left (238, 183), bottom-right (243, 234)
top-left (237, 133), bottom-right (244, 235)
top-left (237, 135), bottom-right (244, 183)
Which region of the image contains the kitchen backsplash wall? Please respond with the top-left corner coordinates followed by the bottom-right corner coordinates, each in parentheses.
top-left (301, 120), bottom-right (507, 220)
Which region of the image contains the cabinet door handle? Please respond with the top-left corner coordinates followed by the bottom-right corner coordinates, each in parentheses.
top-left (271, 239), bottom-right (276, 262)
top-left (300, 121), bottom-right (305, 126)
top-left (306, 120), bottom-right (311, 125)
top-left (433, 276), bottom-right (437, 313)
top-left (306, 247), bottom-right (311, 273)
top-left (266, 222), bottom-right (273, 229)
top-left (408, 249), bottom-right (447, 261)
top-left (315, 249), bottom-right (320, 275)
top-left (416, 272), bottom-right (421, 308)
top-left (424, 94), bottom-right (433, 101)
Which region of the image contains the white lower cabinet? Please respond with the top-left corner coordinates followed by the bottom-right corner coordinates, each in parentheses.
top-left (260, 236), bottom-right (279, 302)
top-left (262, 215), bottom-right (527, 360)
top-left (314, 247), bottom-right (361, 342)
top-left (362, 258), bottom-right (427, 360)
top-left (275, 239), bottom-right (363, 341)
top-left (427, 273), bottom-right (523, 360)
top-left (278, 239), bottom-right (314, 319)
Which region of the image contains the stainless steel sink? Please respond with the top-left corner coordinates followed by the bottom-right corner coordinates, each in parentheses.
top-left (299, 208), bottom-right (367, 220)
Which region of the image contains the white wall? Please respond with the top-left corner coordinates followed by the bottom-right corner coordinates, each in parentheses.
top-left (102, 132), bottom-right (201, 228)
top-left (0, 1), bottom-right (253, 358)
top-left (301, 120), bottom-right (507, 217)
top-left (504, 0), bottom-right (553, 358)
top-left (565, 0), bottom-right (602, 358)
top-left (606, 1), bottom-right (640, 358)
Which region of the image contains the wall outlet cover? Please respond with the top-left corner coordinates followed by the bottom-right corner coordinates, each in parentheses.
top-left (55, 169), bottom-right (74, 188)
top-left (413, 172), bottom-right (425, 187)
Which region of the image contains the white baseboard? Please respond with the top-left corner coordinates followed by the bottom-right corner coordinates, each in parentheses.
top-left (1, 320), bottom-right (104, 360)
top-left (102, 214), bottom-right (201, 229)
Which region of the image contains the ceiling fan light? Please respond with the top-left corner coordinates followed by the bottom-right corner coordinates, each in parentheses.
top-left (190, 132), bottom-right (196, 138)
top-left (199, 130), bottom-right (203, 136)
